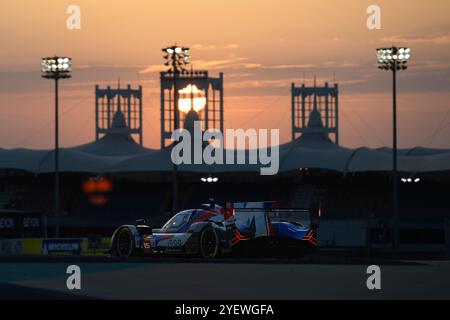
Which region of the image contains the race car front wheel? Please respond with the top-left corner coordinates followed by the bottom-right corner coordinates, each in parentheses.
top-left (199, 227), bottom-right (220, 259)
top-left (115, 228), bottom-right (135, 258)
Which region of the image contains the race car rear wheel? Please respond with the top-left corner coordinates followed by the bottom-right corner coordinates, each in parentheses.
top-left (199, 227), bottom-right (220, 258)
top-left (115, 228), bottom-right (135, 258)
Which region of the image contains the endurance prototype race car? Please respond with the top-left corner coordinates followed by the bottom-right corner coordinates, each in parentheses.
top-left (110, 201), bottom-right (319, 258)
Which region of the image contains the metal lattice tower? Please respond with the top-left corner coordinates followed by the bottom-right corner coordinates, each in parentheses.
top-left (160, 70), bottom-right (224, 148)
top-left (291, 81), bottom-right (339, 144)
top-left (95, 84), bottom-right (143, 145)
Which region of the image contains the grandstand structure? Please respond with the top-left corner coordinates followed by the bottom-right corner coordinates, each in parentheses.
top-left (291, 81), bottom-right (339, 144)
top-left (95, 83), bottom-right (143, 145)
top-left (160, 70), bottom-right (224, 148)
top-left (0, 78), bottom-right (449, 256)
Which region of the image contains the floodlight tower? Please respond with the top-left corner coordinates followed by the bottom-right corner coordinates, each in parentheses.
top-left (41, 56), bottom-right (72, 238)
top-left (162, 44), bottom-right (190, 214)
top-left (376, 46), bottom-right (411, 257)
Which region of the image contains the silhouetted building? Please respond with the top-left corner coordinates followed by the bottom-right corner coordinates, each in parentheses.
top-left (95, 83), bottom-right (143, 145)
top-left (160, 70), bottom-right (224, 148)
top-left (291, 81), bottom-right (339, 144)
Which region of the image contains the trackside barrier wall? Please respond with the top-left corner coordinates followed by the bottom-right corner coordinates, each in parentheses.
top-left (318, 220), bottom-right (367, 247)
top-left (0, 238), bottom-right (111, 255)
top-left (318, 219), bottom-right (450, 256)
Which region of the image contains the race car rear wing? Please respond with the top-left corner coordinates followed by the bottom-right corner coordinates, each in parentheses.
top-left (226, 201), bottom-right (320, 238)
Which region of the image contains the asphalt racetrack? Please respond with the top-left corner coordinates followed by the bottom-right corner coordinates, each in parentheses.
top-left (1, 257), bottom-right (450, 299)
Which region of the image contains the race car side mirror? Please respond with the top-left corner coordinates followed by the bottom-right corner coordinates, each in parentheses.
top-left (209, 198), bottom-right (216, 208)
top-left (135, 218), bottom-right (151, 226)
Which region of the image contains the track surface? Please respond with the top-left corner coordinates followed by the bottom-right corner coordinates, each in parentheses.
top-left (1, 256), bottom-right (450, 299)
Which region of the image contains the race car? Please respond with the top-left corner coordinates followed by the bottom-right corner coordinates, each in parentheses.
top-left (110, 200), bottom-right (319, 258)
top-left (111, 201), bottom-right (233, 258)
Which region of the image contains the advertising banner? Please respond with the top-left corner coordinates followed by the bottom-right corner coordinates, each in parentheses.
top-left (41, 238), bottom-right (86, 255)
top-left (0, 211), bottom-right (42, 238)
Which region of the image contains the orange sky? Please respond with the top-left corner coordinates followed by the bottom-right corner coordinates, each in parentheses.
top-left (0, 0), bottom-right (449, 149)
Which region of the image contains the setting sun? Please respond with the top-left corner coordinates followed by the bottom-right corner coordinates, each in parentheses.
top-left (178, 84), bottom-right (207, 113)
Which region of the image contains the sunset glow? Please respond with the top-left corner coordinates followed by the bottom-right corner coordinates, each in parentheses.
top-left (0, 0), bottom-right (449, 149)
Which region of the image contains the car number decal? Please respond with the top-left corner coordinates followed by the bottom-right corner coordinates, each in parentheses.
top-left (167, 239), bottom-right (182, 247)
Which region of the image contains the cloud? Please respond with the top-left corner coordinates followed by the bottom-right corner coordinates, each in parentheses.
top-left (410, 60), bottom-right (450, 70)
top-left (380, 34), bottom-right (450, 45)
top-left (139, 57), bottom-right (261, 74)
top-left (228, 77), bottom-right (366, 89)
top-left (226, 73), bottom-right (254, 78)
top-left (139, 65), bottom-right (165, 73)
top-left (266, 62), bottom-right (358, 70)
top-left (139, 59), bottom-right (359, 75)
top-left (267, 64), bottom-right (315, 69)
top-left (192, 58), bottom-right (261, 70)
top-left (242, 63), bottom-right (262, 69)
top-left (226, 79), bottom-right (289, 89)
top-left (191, 44), bottom-right (239, 50)
top-left (322, 61), bottom-right (359, 68)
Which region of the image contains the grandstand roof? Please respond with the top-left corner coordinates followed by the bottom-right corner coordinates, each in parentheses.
top-left (1, 105), bottom-right (450, 174)
top-left (1, 129), bottom-right (450, 174)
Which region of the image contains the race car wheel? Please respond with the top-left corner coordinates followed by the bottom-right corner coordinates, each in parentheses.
top-left (199, 227), bottom-right (219, 258)
top-left (115, 228), bottom-right (134, 258)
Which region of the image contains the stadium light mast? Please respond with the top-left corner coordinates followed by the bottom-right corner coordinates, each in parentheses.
top-left (376, 46), bottom-right (410, 257)
top-left (41, 56), bottom-right (72, 238)
top-left (162, 45), bottom-right (190, 213)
